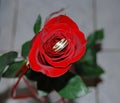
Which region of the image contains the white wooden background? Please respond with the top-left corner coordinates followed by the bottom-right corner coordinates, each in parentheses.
top-left (0, 0), bottom-right (120, 103)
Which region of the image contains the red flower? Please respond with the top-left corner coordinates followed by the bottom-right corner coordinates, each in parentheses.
top-left (28, 15), bottom-right (86, 77)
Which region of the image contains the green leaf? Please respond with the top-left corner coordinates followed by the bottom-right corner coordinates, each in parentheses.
top-left (87, 29), bottom-right (104, 48)
top-left (33, 15), bottom-right (42, 34)
top-left (38, 90), bottom-right (48, 97)
top-left (21, 40), bottom-right (31, 59)
top-left (78, 48), bottom-right (96, 65)
top-left (3, 60), bottom-right (25, 78)
top-left (95, 29), bottom-right (104, 40)
top-left (58, 76), bottom-right (89, 99)
top-left (0, 51), bottom-right (18, 79)
top-left (75, 64), bottom-right (104, 78)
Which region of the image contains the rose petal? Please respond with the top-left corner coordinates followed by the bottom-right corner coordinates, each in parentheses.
top-left (71, 29), bottom-right (87, 62)
top-left (41, 23), bottom-right (72, 44)
top-left (44, 15), bottom-right (79, 31)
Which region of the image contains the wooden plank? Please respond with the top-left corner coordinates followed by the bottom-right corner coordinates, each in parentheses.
top-left (0, 0), bottom-right (16, 51)
top-left (98, 52), bottom-right (120, 103)
top-left (97, 0), bottom-right (120, 49)
top-left (97, 1), bottom-right (120, 102)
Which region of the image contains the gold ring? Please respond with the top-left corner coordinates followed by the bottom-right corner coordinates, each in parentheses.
top-left (53, 38), bottom-right (68, 52)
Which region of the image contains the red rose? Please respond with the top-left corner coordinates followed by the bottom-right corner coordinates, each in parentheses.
top-left (28, 15), bottom-right (86, 77)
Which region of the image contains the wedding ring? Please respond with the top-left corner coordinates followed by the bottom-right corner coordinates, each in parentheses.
top-left (53, 38), bottom-right (68, 52)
